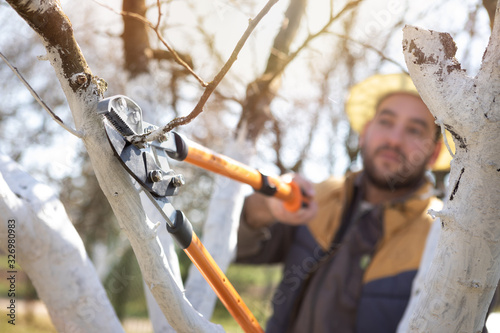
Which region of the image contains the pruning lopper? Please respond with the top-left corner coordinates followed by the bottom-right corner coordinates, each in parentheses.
top-left (97, 95), bottom-right (307, 333)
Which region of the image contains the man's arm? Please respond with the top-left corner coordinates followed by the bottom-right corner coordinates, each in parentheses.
top-left (236, 174), bottom-right (319, 263)
top-left (241, 192), bottom-right (277, 228)
top-left (243, 174), bottom-right (318, 229)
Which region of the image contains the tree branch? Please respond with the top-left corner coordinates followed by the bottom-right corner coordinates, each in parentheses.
top-left (0, 52), bottom-right (83, 138)
top-left (483, 0), bottom-right (497, 30)
top-left (403, 20), bottom-right (500, 333)
top-left (6, 0), bottom-right (93, 93)
top-left (403, 25), bottom-right (474, 136)
top-left (132, 0), bottom-right (280, 145)
top-left (0, 153), bottom-right (123, 332)
top-left (236, 0), bottom-right (307, 141)
top-left (5, 1), bottom-right (223, 331)
top-left (94, 0), bottom-right (206, 86)
top-left (331, 33), bottom-right (408, 73)
top-left (264, 0), bottom-right (363, 87)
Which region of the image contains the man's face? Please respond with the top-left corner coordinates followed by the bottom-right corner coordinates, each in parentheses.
top-left (359, 93), bottom-right (440, 191)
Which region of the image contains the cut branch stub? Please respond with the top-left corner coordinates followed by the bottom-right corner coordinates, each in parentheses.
top-left (402, 25), bottom-right (474, 141)
top-left (6, 0), bottom-right (91, 92)
top-left (403, 27), bottom-right (463, 76)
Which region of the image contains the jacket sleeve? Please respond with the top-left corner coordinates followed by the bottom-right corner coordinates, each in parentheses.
top-left (235, 214), bottom-right (297, 264)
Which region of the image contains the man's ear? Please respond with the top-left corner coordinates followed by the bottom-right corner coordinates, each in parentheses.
top-left (427, 139), bottom-right (442, 168)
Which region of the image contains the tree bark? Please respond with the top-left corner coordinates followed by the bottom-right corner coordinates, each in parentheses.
top-left (0, 154), bottom-right (124, 332)
top-left (5, 1), bottom-right (222, 331)
top-left (400, 1), bottom-right (500, 330)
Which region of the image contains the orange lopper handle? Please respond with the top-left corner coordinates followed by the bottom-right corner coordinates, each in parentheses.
top-left (184, 141), bottom-right (304, 212)
top-left (184, 231), bottom-right (264, 333)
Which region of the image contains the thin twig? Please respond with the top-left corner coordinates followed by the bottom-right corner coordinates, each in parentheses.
top-left (94, 0), bottom-right (207, 87)
top-left (134, 0), bottom-right (280, 144)
top-left (332, 32), bottom-right (408, 73)
top-left (95, 0), bottom-right (279, 143)
top-left (266, 0), bottom-right (363, 86)
top-left (0, 51), bottom-right (83, 138)
top-left (155, 0), bottom-right (162, 30)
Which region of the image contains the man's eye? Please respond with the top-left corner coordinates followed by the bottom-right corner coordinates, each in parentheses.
top-left (378, 118), bottom-right (392, 126)
top-left (407, 127), bottom-right (423, 136)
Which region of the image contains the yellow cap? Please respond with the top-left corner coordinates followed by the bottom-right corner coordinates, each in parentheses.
top-left (345, 73), bottom-right (453, 171)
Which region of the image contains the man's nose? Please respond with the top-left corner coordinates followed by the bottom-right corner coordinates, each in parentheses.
top-left (385, 126), bottom-right (404, 146)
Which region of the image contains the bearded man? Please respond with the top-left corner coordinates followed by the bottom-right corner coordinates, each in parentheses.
top-left (236, 73), bottom-right (454, 333)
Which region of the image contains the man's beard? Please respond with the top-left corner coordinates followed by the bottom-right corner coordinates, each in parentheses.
top-left (361, 145), bottom-right (430, 191)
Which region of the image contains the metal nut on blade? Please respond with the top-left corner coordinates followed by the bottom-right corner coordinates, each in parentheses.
top-left (172, 175), bottom-right (185, 187)
top-left (144, 125), bottom-right (155, 134)
top-left (149, 170), bottom-right (163, 182)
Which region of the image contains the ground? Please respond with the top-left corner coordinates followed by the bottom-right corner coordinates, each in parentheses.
top-left (1, 298), bottom-right (500, 332)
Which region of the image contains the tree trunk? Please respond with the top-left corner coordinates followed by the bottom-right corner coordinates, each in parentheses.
top-left (400, 1), bottom-right (500, 330)
top-left (0, 154), bottom-right (124, 332)
top-left (5, 1), bottom-right (222, 331)
top-left (184, 129), bottom-right (254, 317)
top-left (140, 190), bottom-right (184, 333)
top-left (396, 209), bottom-right (442, 333)
top-left (122, 0), bottom-right (150, 78)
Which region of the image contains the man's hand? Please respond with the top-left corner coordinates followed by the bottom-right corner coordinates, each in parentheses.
top-left (243, 174), bottom-right (318, 228)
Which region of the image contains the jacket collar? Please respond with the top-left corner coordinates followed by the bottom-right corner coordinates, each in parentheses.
top-left (308, 171), bottom-right (438, 250)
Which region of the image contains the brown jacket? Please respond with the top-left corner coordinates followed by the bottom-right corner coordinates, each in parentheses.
top-left (237, 172), bottom-right (441, 332)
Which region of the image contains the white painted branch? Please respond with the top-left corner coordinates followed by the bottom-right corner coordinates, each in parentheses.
top-left (143, 279), bottom-right (176, 333)
top-left (185, 130), bottom-right (255, 318)
top-left (0, 153), bottom-right (124, 332)
top-left (3, 0), bottom-right (225, 330)
top-left (397, 213), bottom-right (442, 333)
top-left (140, 190), bottom-right (183, 333)
top-left (402, 27), bottom-right (475, 136)
top-left (71, 84), bottom-right (223, 332)
top-left (402, 16), bottom-right (500, 333)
